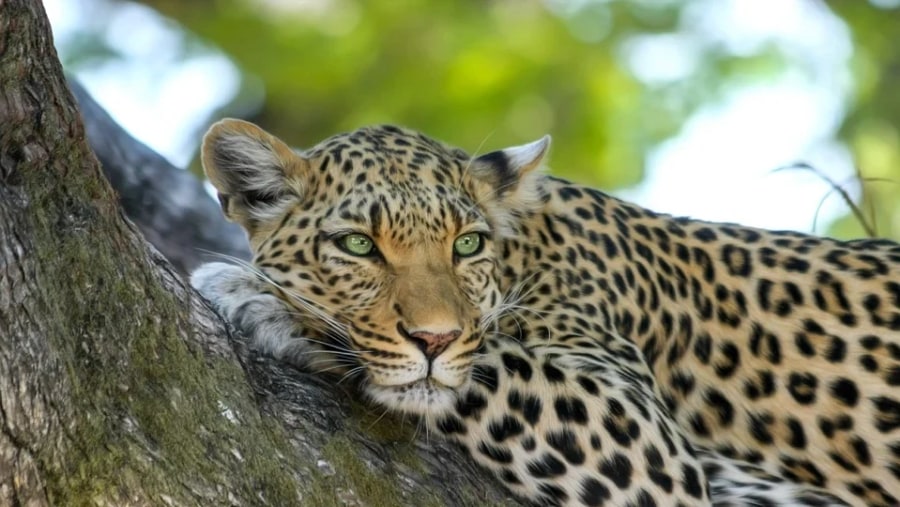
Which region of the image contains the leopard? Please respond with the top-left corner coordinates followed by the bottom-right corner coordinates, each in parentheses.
top-left (191, 118), bottom-right (900, 506)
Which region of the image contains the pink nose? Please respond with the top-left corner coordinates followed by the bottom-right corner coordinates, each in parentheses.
top-left (409, 329), bottom-right (462, 359)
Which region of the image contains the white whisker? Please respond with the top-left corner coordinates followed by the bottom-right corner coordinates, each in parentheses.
top-left (337, 365), bottom-right (368, 384)
top-left (365, 405), bottom-right (395, 433)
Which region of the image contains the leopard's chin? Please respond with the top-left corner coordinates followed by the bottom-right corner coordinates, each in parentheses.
top-left (365, 378), bottom-right (460, 415)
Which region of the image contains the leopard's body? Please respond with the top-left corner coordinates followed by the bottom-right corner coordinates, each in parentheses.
top-left (192, 119), bottom-right (900, 506)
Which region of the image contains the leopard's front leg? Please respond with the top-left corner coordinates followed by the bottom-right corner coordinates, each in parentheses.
top-left (191, 262), bottom-right (333, 369)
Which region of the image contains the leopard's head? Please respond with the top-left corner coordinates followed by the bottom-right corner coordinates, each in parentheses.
top-left (201, 119), bottom-right (549, 414)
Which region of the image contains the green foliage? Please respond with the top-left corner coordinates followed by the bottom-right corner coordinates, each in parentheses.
top-left (64, 0), bottom-right (900, 239)
top-left (827, 1), bottom-right (900, 239)
top-left (142, 0), bottom-right (686, 188)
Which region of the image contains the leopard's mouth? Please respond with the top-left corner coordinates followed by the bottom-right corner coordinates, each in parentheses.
top-left (403, 376), bottom-right (455, 390)
top-left (364, 376), bottom-right (462, 414)
top-left (341, 323), bottom-right (476, 388)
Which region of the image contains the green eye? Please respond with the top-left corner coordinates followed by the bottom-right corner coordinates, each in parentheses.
top-left (453, 232), bottom-right (483, 257)
top-left (339, 233), bottom-right (375, 256)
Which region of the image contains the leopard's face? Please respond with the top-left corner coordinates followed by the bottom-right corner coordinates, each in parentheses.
top-left (255, 167), bottom-right (505, 412)
top-left (201, 120), bottom-right (548, 414)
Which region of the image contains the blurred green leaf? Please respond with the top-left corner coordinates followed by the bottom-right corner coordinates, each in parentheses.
top-left (60, 0), bottom-right (900, 239)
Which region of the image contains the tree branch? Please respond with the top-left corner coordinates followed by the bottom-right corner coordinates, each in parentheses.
top-left (68, 77), bottom-right (251, 275)
top-left (0, 1), bottom-right (512, 505)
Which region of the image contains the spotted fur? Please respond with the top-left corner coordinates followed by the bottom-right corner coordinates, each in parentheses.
top-left (192, 119), bottom-right (899, 506)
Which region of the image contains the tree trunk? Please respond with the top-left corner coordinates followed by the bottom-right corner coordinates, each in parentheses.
top-left (0, 2), bottom-right (512, 505)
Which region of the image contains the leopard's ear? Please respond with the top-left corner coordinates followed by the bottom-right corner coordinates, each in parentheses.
top-left (471, 135), bottom-right (551, 236)
top-left (201, 118), bottom-right (310, 235)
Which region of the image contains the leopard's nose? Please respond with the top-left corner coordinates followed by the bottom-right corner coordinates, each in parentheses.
top-left (403, 327), bottom-right (462, 359)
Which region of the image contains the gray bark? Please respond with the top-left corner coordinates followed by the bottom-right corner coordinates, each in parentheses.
top-left (0, 2), bottom-right (512, 505)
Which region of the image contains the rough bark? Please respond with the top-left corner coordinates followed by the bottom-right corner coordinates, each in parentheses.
top-left (0, 2), bottom-right (512, 506)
